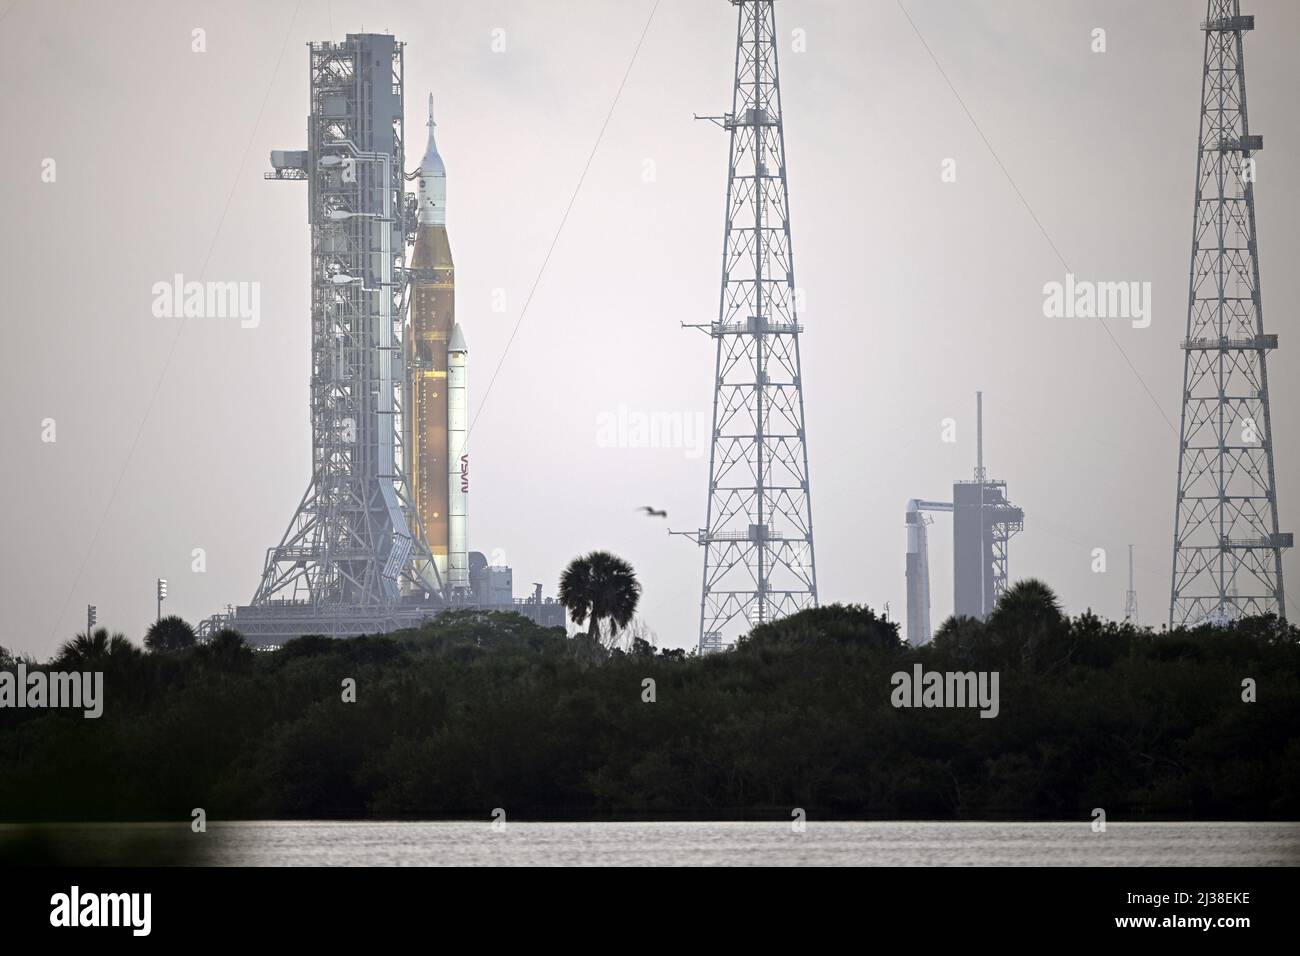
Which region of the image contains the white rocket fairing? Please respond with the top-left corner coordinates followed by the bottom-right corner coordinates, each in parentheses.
top-left (905, 500), bottom-right (932, 647)
top-left (447, 323), bottom-right (469, 594)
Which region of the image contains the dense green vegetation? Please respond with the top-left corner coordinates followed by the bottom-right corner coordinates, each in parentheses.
top-left (1, 581), bottom-right (1298, 822)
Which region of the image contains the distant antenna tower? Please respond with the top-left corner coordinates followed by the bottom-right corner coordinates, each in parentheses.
top-left (1124, 544), bottom-right (1138, 625)
top-left (681, 0), bottom-right (817, 653)
top-left (1171, 2), bottom-right (1291, 626)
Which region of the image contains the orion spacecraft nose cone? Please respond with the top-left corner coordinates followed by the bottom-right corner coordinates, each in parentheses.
top-left (418, 93), bottom-right (447, 226)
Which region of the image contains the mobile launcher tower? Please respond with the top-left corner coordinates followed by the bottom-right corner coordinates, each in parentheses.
top-left (227, 35), bottom-right (563, 643)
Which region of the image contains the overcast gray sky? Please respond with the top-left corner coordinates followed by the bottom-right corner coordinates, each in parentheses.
top-left (1, 0), bottom-right (1297, 658)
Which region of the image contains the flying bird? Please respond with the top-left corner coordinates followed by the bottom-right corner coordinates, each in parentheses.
top-left (638, 506), bottom-right (668, 519)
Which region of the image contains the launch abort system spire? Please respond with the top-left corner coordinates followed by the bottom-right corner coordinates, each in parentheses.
top-left (1170, 2), bottom-right (1291, 626)
top-left (682, 1), bottom-right (817, 653)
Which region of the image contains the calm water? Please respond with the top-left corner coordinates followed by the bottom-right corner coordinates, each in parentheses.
top-left (7, 821), bottom-right (1295, 866)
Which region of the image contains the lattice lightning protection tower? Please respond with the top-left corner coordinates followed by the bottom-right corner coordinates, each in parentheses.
top-left (682, 0), bottom-right (817, 653)
top-left (1171, 2), bottom-right (1291, 627)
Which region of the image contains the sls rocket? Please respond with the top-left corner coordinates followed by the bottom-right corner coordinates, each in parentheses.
top-left (405, 95), bottom-right (469, 597)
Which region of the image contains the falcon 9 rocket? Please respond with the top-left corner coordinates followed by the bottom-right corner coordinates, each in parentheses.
top-left (405, 96), bottom-right (469, 596)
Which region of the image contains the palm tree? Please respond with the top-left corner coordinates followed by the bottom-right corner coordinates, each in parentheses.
top-left (144, 615), bottom-right (196, 653)
top-left (558, 551), bottom-right (641, 645)
top-left (199, 628), bottom-right (253, 669)
top-left (986, 579), bottom-right (1068, 668)
top-left (988, 579), bottom-right (1064, 630)
top-left (56, 628), bottom-right (139, 667)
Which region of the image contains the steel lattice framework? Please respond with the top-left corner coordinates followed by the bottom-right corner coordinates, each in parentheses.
top-left (686, 1), bottom-right (817, 652)
top-left (253, 34), bottom-right (441, 610)
top-left (986, 482), bottom-right (1022, 609)
top-left (1171, 2), bottom-right (1290, 626)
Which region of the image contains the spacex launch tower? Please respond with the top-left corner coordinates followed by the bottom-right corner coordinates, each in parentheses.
top-left (953, 393), bottom-right (1023, 621)
top-left (905, 393), bottom-right (1023, 645)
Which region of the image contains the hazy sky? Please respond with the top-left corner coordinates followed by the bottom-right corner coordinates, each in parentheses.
top-left (2, 0), bottom-right (1297, 658)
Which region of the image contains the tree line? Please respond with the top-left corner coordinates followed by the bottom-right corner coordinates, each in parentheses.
top-left (1, 565), bottom-right (1297, 822)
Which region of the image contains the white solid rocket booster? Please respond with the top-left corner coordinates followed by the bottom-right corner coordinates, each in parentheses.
top-left (447, 323), bottom-right (469, 594)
